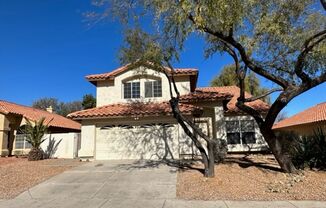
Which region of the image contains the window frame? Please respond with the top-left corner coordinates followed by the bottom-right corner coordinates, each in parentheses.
top-left (123, 81), bottom-right (140, 99)
top-left (225, 119), bottom-right (256, 145)
top-left (15, 134), bottom-right (32, 150)
top-left (144, 80), bottom-right (162, 98)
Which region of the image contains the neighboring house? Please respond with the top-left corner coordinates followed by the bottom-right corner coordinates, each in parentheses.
top-left (0, 100), bottom-right (81, 158)
top-left (273, 102), bottom-right (326, 136)
top-left (68, 64), bottom-right (270, 160)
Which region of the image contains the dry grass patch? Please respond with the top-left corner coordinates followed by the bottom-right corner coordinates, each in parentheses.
top-left (0, 157), bottom-right (82, 199)
top-left (177, 154), bottom-right (326, 201)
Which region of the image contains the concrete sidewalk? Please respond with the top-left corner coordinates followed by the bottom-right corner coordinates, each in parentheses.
top-left (1, 198), bottom-right (326, 208)
top-left (0, 160), bottom-right (325, 208)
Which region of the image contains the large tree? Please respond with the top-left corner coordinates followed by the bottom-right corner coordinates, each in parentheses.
top-left (211, 64), bottom-right (271, 103)
top-left (90, 0), bottom-right (326, 174)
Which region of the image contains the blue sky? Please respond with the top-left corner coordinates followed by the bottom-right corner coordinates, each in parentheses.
top-left (0, 0), bottom-right (325, 116)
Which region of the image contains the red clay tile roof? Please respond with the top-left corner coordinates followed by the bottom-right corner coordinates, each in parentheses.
top-left (67, 102), bottom-right (201, 120)
top-left (179, 91), bottom-right (233, 102)
top-left (195, 86), bottom-right (270, 113)
top-left (86, 64), bottom-right (198, 81)
top-left (273, 102), bottom-right (326, 129)
top-left (0, 100), bottom-right (81, 131)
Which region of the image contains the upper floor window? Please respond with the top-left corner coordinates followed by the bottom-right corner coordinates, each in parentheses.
top-left (145, 80), bottom-right (162, 98)
top-left (124, 82), bottom-right (140, 99)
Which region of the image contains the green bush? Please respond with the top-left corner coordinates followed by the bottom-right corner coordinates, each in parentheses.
top-left (291, 128), bottom-right (326, 170)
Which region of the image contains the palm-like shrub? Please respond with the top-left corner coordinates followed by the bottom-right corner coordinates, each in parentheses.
top-left (291, 128), bottom-right (326, 170)
top-left (23, 118), bottom-right (49, 161)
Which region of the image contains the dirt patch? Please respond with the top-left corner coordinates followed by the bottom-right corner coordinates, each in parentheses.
top-left (0, 158), bottom-right (83, 199)
top-left (177, 154), bottom-right (326, 201)
top-left (0, 157), bottom-right (22, 166)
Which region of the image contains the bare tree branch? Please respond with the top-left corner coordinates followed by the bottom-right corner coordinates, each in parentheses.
top-left (244, 88), bottom-right (283, 102)
top-left (187, 14), bottom-right (289, 88)
top-left (320, 0), bottom-right (326, 11)
top-left (295, 30), bottom-right (326, 83)
top-left (222, 41), bottom-right (266, 126)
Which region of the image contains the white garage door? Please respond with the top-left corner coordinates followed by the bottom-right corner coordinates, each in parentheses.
top-left (96, 123), bottom-right (179, 160)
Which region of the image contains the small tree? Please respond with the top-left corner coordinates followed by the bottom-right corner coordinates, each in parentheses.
top-left (24, 118), bottom-right (49, 161)
top-left (82, 94), bottom-right (96, 109)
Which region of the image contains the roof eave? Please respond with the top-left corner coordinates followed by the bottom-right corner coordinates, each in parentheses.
top-left (273, 120), bottom-right (326, 130)
top-left (69, 111), bottom-right (194, 121)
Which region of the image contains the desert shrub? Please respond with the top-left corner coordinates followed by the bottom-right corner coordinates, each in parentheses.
top-left (23, 118), bottom-right (49, 161)
top-left (213, 139), bottom-right (228, 163)
top-left (290, 128), bottom-right (326, 170)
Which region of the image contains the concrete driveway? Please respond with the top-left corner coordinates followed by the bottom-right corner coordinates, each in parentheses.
top-left (0, 160), bottom-right (180, 208)
top-left (1, 160), bottom-right (326, 208)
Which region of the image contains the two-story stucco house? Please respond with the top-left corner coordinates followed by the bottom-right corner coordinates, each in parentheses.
top-left (68, 64), bottom-right (270, 160)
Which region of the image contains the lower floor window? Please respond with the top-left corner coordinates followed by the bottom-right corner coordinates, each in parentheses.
top-left (15, 134), bottom-right (32, 149)
top-left (226, 120), bottom-right (256, 145)
top-left (226, 133), bottom-right (241, 145)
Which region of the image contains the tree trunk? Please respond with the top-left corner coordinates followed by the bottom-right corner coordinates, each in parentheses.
top-left (7, 130), bottom-right (14, 157)
top-left (169, 98), bottom-right (215, 177)
top-left (205, 140), bottom-right (216, 177)
top-left (261, 127), bottom-right (297, 173)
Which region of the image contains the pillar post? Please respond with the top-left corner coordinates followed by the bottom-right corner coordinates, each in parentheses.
top-left (214, 105), bottom-right (226, 140)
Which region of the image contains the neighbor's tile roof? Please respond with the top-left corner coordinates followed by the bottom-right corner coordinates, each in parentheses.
top-left (86, 64), bottom-right (198, 81)
top-left (67, 102), bottom-right (201, 120)
top-left (0, 100), bottom-right (81, 131)
top-left (273, 102), bottom-right (326, 129)
top-left (195, 86), bottom-right (270, 113)
top-left (179, 91), bottom-right (233, 102)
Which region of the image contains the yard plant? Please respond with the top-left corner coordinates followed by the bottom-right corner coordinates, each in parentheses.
top-left (23, 118), bottom-right (49, 161)
top-left (291, 128), bottom-right (326, 170)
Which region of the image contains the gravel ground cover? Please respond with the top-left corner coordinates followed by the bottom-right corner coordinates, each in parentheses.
top-left (0, 157), bottom-right (82, 199)
top-left (177, 154), bottom-right (326, 201)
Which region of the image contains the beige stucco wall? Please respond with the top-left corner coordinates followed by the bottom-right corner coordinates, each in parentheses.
top-left (40, 133), bottom-right (80, 159)
top-left (0, 113), bottom-right (22, 156)
top-left (13, 133), bottom-right (80, 159)
top-left (0, 114), bottom-right (10, 156)
top-left (274, 122), bottom-right (326, 137)
top-left (96, 66), bottom-right (191, 107)
top-left (214, 105), bottom-right (226, 139)
top-left (79, 124), bottom-right (96, 158)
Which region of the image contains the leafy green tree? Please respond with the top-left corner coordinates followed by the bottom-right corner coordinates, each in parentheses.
top-left (82, 94), bottom-right (96, 109)
top-left (89, 0), bottom-right (326, 174)
top-left (211, 64), bottom-right (270, 103)
top-left (24, 118), bottom-right (49, 161)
